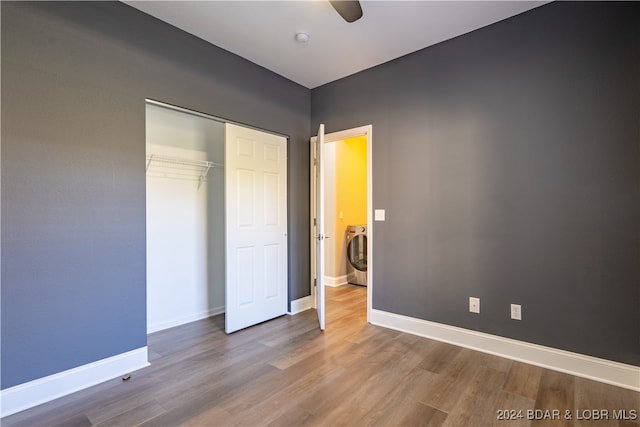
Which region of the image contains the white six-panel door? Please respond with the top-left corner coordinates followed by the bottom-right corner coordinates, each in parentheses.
top-left (225, 123), bottom-right (288, 333)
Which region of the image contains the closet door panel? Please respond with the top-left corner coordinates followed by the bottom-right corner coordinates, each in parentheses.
top-left (225, 123), bottom-right (287, 333)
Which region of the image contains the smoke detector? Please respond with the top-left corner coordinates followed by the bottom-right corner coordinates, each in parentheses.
top-left (294, 32), bottom-right (310, 44)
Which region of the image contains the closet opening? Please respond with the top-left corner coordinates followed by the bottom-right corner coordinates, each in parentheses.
top-left (145, 99), bottom-right (289, 335)
top-left (145, 100), bottom-right (225, 334)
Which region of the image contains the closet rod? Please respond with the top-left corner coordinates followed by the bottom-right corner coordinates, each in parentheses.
top-left (146, 154), bottom-right (223, 189)
top-left (145, 154), bottom-right (223, 171)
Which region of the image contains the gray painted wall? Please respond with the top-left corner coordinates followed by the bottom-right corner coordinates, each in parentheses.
top-left (312, 2), bottom-right (639, 365)
top-left (1, 1), bottom-right (310, 389)
top-left (3, 0), bottom-right (638, 392)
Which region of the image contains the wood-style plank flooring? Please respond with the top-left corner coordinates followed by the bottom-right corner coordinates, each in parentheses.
top-left (3, 285), bottom-right (639, 426)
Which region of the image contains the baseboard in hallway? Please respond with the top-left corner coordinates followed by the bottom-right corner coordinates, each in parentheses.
top-left (324, 275), bottom-right (348, 287)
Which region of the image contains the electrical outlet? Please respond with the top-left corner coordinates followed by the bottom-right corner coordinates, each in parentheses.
top-left (511, 304), bottom-right (522, 320)
top-left (469, 297), bottom-right (480, 314)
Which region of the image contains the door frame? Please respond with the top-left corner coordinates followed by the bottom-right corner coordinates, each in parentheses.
top-left (310, 124), bottom-right (373, 323)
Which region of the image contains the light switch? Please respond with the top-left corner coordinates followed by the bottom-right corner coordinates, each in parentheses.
top-left (374, 209), bottom-right (385, 221)
top-left (469, 297), bottom-right (480, 314)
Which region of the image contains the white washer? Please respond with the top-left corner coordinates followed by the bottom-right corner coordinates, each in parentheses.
top-left (346, 225), bottom-right (367, 286)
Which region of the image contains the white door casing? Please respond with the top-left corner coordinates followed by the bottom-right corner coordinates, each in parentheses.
top-left (225, 123), bottom-right (288, 333)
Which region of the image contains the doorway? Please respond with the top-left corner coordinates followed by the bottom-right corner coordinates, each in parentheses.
top-left (323, 137), bottom-right (368, 289)
top-left (311, 125), bottom-right (373, 328)
top-left (145, 102), bottom-right (225, 334)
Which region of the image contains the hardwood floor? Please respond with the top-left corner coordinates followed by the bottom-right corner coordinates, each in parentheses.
top-left (3, 285), bottom-right (638, 427)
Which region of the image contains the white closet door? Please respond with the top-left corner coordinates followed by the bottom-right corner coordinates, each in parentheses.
top-left (225, 123), bottom-right (288, 333)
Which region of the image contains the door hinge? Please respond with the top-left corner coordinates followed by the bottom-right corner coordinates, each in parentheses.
top-left (314, 278), bottom-right (317, 287)
top-left (313, 217), bottom-right (317, 226)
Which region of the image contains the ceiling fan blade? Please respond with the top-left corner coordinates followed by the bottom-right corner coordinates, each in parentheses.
top-left (329, 1), bottom-right (363, 23)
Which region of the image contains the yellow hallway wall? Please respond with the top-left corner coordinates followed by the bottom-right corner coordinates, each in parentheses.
top-left (334, 136), bottom-right (367, 277)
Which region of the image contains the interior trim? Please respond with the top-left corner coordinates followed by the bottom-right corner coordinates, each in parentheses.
top-left (147, 306), bottom-right (225, 334)
top-left (370, 309), bottom-right (640, 392)
top-left (288, 295), bottom-right (313, 315)
top-left (325, 275), bottom-right (348, 287)
top-left (0, 347), bottom-right (150, 418)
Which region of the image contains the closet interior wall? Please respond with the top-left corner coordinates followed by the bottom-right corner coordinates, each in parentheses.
top-left (145, 103), bottom-right (225, 333)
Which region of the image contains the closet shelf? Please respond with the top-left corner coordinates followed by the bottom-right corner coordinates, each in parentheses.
top-left (146, 154), bottom-right (223, 189)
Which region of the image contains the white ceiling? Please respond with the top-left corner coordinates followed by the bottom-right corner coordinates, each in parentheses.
top-left (124, 1), bottom-right (548, 89)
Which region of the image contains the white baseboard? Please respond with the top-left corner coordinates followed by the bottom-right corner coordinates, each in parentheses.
top-left (0, 347), bottom-right (149, 418)
top-left (370, 309), bottom-right (640, 392)
top-left (147, 306), bottom-right (225, 334)
top-left (289, 295), bottom-right (313, 315)
top-left (325, 275), bottom-right (348, 287)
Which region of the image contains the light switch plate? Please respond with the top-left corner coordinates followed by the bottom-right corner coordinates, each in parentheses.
top-left (511, 304), bottom-right (522, 320)
top-left (469, 297), bottom-right (480, 314)
top-left (374, 209), bottom-right (386, 221)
